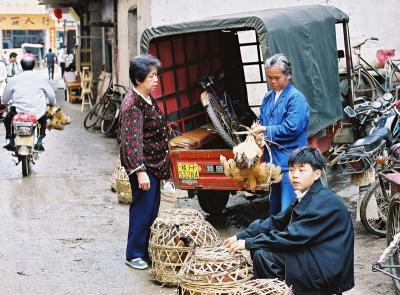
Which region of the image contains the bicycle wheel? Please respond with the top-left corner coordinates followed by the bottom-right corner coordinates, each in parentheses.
top-left (353, 69), bottom-right (379, 100)
top-left (83, 102), bottom-right (102, 129)
top-left (386, 194), bottom-right (400, 294)
top-left (390, 66), bottom-right (400, 92)
top-left (360, 180), bottom-right (390, 237)
top-left (205, 92), bottom-right (241, 147)
top-left (101, 101), bottom-right (119, 135)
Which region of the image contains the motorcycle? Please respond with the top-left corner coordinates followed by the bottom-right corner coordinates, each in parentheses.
top-left (11, 112), bottom-right (41, 176)
top-left (337, 88), bottom-right (400, 237)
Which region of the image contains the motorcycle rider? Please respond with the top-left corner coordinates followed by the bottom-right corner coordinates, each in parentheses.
top-left (1, 54), bottom-right (56, 151)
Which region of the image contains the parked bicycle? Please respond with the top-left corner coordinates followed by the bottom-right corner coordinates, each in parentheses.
top-left (351, 37), bottom-right (400, 100)
top-left (83, 83), bottom-right (127, 135)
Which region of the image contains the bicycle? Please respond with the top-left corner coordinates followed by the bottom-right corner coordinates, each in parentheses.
top-left (351, 37), bottom-right (400, 100)
top-left (83, 84), bottom-right (127, 135)
top-left (198, 72), bottom-right (256, 147)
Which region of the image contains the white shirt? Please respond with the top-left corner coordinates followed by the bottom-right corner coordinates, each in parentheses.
top-left (132, 86), bottom-right (152, 105)
top-left (274, 90), bottom-right (283, 104)
top-left (0, 62), bottom-right (7, 97)
top-left (58, 49), bottom-right (67, 63)
top-left (295, 189), bottom-right (309, 202)
top-left (6, 61), bottom-right (22, 77)
top-left (2, 70), bottom-right (56, 118)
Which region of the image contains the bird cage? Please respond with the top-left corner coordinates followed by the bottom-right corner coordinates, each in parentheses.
top-left (148, 214), bottom-right (220, 285)
top-left (177, 246), bottom-right (253, 295)
top-left (238, 279), bottom-right (292, 295)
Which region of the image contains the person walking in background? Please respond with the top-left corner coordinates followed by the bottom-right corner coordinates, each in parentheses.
top-left (119, 54), bottom-right (170, 270)
top-left (58, 46), bottom-right (67, 78)
top-left (251, 53), bottom-right (309, 215)
top-left (6, 52), bottom-right (22, 78)
top-left (44, 48), bottom-right (58, 80)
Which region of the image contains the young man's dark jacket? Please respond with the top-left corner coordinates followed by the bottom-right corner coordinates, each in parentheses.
top-left (236, 180), bottom-right (354, 295)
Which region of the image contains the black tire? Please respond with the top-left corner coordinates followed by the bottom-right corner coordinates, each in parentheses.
top-left (101, 102), bottom-right (119, 135)
top-left (83, 102), bottom-right (102, 129)
top-left (386, 194), bottom-right (400, 294)
top-left (20, 155), bottom-right (30, 177)
top-left (206, 93), bottom-right (241, 147)
top-left (197, 190), bottom-right (230, 215)
top-left (353, 69), bottom-right (380, 100)
top-left (360, 180), bottom-right (390, 237)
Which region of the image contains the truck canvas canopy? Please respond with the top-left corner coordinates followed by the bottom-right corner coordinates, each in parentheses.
top-left (140, 4), bottom-right (349, 136)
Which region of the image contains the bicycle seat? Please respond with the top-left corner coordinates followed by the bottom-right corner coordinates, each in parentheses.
top-left (350, 127), bottom-right (392, 151)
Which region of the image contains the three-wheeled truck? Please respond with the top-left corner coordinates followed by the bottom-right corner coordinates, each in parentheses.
top-left (139, 5), bottom-right (354, 214)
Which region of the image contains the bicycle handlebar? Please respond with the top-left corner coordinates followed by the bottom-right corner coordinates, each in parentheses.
top-left (352, 37), bottom-right (379, 50)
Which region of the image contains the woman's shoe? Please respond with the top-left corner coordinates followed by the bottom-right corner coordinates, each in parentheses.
top-left (125, 258), bottom-right (148, 270)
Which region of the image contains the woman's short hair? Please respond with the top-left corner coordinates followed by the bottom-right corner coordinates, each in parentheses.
top-left (265, 53), bottom-right (292, 79)
top-left (129, 54), bottom-right (161, 86)
top-left (288, 146), bottom-right (326, 171)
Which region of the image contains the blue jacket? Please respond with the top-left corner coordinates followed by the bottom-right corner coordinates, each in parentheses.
top-left (258, 83), bottom-right (309, 170)
top-left (237, 180), bottom-right (355, 295)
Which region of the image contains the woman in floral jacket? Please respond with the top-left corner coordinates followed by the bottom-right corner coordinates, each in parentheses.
top-left (119, 54), bottom-right (170, 270)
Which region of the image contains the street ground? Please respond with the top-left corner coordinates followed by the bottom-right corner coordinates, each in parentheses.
top-left (0, 70), bottom-right (396, 294)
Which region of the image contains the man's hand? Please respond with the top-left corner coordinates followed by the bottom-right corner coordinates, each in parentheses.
top-left (223, 235), bottom-right (237, 249)
top-left (250, 124), bottom-right (266, 135)
top-left (227, 239), bottom-right (246, 255)
top-left (136, 171), bottom-right (150, 191)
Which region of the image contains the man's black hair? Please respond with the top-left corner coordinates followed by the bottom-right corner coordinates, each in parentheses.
top-left (288, 146), bottom-right (326, 170)
top-left (9, 52), bottom-right (17, 58)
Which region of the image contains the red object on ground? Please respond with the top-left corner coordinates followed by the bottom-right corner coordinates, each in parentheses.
top-left (13, 113), bottom-right (38, 124)
top-left (376, 49), bottom-right (396, 67)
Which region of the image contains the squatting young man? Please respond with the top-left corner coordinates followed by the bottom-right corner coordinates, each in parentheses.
top-left (224, 147), bottom-right (354, 295)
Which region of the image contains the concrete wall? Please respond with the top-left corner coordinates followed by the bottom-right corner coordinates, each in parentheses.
top-left (0, 0), bottom-right (47, 13)
top-left (117, 0), bottom-right (151, 86)
top-left (116, 0), bottom-right (400, 86)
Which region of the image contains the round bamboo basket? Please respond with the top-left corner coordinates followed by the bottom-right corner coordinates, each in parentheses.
top-left (110, 159), bottom-right (124, 192)
top-left (115, 170), bottom-right (132, 205)
top-left (177, 246), bottom-right (253, 295)
top-left (148, 214), bottom-right (220, 285)
top-left (158, 208), bottom-right (204, 220)
top-left (238, 279), bottom-right (292, 295)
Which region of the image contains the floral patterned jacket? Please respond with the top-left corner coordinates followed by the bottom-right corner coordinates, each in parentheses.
top-left (118, 90), bottom-right (170, 180)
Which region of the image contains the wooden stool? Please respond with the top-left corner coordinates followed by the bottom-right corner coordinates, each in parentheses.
top-left (64, 72), bottom-right (81, 103)
top-left (80, 68), bottom-right (93, 112)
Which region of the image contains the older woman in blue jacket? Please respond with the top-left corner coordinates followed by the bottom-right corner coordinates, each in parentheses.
top-left (252, 53), bottom-right (309, 215)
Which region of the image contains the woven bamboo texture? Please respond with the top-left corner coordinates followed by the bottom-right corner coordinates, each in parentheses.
top-left (177, 246), bottom-right (253, 295)
top-left (158, 208), bottom-right (205, 220)
top-left (110, 159), bottom-right (123, 192)
top-left (159, 189), bottom-right (178, 212)
top-left (238, 279), bottom-right (292, 295)
top-left (148, 215), bottom-right (220, 285)
top-left (115, 169), bottom-right (132, 205)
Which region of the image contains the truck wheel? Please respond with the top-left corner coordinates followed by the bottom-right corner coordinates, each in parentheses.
top-left (197, 190), bottom-right (229, 215)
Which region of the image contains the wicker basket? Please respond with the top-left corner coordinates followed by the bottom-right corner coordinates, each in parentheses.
top-left (115, 170), bottom-right (132, 205)
top-left (159, 189), bottom-right (178, 212)
top-left (177, 246), bottom-right (253, 295)
top-left (238, 279), bottom-right (292, 295)
top-left (110, 160), bottom-right (125, 192)
top-left (158, 208), bottom-right (204, 220)
top-left (148, 214), bottom-right (220, 285)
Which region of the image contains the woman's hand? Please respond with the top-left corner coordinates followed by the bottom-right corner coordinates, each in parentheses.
top-left (227, 240), bottom-right (246, 255)
top-left (250, 124), bottom-right (266, 135)
top-left (136, 171), bottom-right (150, 191)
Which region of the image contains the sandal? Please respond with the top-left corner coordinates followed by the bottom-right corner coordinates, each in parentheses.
top-left (125, 258), bottom-right (148, 270)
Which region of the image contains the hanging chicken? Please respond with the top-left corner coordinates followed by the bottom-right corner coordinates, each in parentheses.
top-left (220, 123), bottom-right (282, 190)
